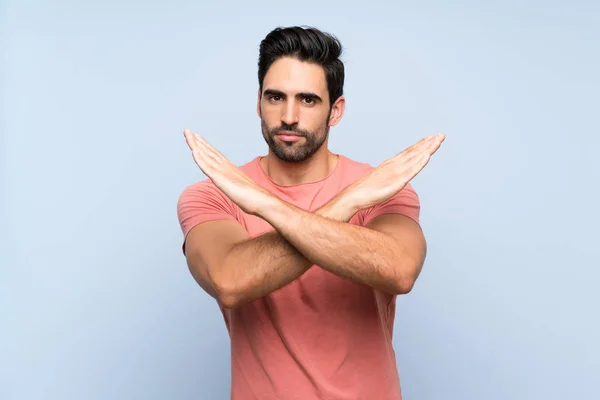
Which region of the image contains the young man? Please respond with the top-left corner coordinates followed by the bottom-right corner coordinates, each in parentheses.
top-left (177, 26), bottom-right (445, 400)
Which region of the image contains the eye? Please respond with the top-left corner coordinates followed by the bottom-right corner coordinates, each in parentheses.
top-left (268, 95), bottom-right (282, 103)
top-left (302, 97), bottom-right (315, 105)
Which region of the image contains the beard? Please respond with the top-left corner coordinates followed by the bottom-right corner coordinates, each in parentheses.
top-left (261, 116), bottom-right (330, 163)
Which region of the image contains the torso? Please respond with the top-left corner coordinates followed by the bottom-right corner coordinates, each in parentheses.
top-left (222, 155), bottom-right (403, 400)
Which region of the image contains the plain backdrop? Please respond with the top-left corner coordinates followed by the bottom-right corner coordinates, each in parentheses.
top-left (2, 1), bottom-right (599, 399)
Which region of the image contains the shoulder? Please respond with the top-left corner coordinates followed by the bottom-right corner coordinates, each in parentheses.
top-left (176, 179), bottom-right (235, 225)
top-left (177, 164), bottom-right (255, 243)
top-left (178, 178), bottom-right (222, 202)
top-left (362, 182), bottom-right (421, 227)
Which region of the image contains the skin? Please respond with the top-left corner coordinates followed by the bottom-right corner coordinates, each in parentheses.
top-left (182, 57), bottom-right (445, 308)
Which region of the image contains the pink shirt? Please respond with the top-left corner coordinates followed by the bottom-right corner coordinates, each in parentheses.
top-left (177, 154), bottom-right (421, 400)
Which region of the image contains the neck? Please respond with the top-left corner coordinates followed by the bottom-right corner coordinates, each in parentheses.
top-left (260, 143), bottom-right (339, 186)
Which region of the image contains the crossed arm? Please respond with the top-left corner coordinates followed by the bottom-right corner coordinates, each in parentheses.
top-left (182, 129), bottom-right (443, 308)
top-left (184, 186), bottom-right (426, 308)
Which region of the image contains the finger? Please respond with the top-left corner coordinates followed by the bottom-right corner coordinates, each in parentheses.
top-left (193, 134), bottom-right (214, 156)
top-left (395, 135), bottom-right (435, 159)
top-left (425, 133), bottom-right (445, 155)
top-left (398, 152), bottom-right (431, 183)
top-left (402, 141), bottom-right (439, 174)
top-left (185, 133), bottom-right (214, 174)
top-left (430, 132), bottom-right (445, 145)
top-left (408, 135), bottom-right (434, 152)
top-left (185, 131), bottom-right (210, 171)
top-left (404, 132), bottom-right (445, 161)
top-left (400, 138), bottom-right (434, 164)
top-left (191, 135), bottom-right (212, 165)
top-left (183, 128), bottom-right (197, 152)
top-left (195, 135), bottom-right (228, 163)
top-left (194, 134), bottom-right (222, 165)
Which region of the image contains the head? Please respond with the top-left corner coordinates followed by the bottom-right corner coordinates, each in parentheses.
top-left (257, 26), bottom-right (346, 162)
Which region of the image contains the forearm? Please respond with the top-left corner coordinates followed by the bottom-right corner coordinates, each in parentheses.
top-left (218, 195), bottom-right (357, 308)
top-left (257, 197), bottom-right (414, 295)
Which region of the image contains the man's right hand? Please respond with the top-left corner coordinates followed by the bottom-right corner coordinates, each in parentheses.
top-left (343, 133), bottom-right (445, 211)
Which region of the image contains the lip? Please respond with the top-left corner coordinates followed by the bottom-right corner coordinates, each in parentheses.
top-left (276, 131), bottom-right (303, 136)
top-left (275, 132), bottom-right (304, 142)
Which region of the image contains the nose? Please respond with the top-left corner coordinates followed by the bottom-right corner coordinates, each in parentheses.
top-left (281, 101), bottom-right (299, 126)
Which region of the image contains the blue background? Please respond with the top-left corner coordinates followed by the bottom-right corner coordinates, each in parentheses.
top-left (2, 0), bottom-right (599, 399)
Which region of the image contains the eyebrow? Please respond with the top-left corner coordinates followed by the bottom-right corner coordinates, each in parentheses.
top-left (263, 89), bottom-right (323, 103)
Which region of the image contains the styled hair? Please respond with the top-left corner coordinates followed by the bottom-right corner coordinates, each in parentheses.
top-left (258, 26), bottom-right (345, 106)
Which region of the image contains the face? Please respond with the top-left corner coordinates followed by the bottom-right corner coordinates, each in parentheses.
top-left (258, 57), bottom-right (344, 163)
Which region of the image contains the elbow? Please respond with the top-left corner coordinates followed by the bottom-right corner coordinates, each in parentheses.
top-left (393, 277), bottom-right (416, 295)
top-left (207, 256), bottom-right (255, 309)
top-left (390, 257), bottom-right (422, 295)
top-left (389, 265), bottom-right (419, 295)
top-left (216, 292), bottom-right (243, 309)
top-left (212, 275), bottom-right (247, 309)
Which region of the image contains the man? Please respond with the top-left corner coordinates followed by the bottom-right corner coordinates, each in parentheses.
top-left (177, 26), bottom-right (444, 400)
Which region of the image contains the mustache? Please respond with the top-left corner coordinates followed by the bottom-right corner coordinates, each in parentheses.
top-left (270, 124), bottom-right (310, 137)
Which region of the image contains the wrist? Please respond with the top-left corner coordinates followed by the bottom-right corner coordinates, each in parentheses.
top-left (253, 191), bottom-right (284, 218)
top-left (318, 190), bottom-right (360, 222)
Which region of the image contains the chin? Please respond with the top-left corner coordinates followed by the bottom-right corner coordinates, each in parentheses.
top-left (273, 149), bottom-right (311, 163)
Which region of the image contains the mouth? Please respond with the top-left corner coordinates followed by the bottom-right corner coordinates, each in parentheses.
top-left (275, 131), bottom-right (304, 142)
top-left (275, 130), bottom-right (303, 137)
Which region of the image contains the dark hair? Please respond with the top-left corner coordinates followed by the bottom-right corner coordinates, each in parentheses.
top-left (258, 26), bottom-right (345, 106)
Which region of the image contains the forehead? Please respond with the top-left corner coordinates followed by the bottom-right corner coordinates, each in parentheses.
top-left (263, 57), bottom-right (327, 96)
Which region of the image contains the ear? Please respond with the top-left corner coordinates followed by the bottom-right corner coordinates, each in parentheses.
top-left (256, 88), bottom-right (262, 118)
top-left (327, 95), bottom-right (346, 127)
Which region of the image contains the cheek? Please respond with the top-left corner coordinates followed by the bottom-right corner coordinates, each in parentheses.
top-left (260, 103), bottom-right (280, 120)
top-left (260, 108), bottom-right (283, 132)
top-left (301, 109), bottom-right (329, 129)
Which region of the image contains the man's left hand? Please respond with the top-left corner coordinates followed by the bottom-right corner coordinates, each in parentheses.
top-left (183, 128), bottom-right (274, 215)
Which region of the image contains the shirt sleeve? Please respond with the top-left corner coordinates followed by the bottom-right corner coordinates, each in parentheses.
top-left (360, 183), bottom-right (421, 227)
top-left (176, 179), bottom-right (239, 254)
